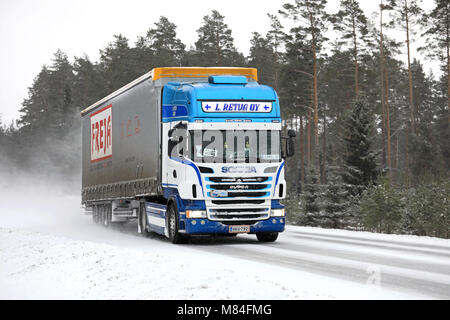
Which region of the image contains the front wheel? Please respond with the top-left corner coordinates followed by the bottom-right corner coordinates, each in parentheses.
top-left (256, 232), bottom-right (278, 242)
top-left (167, 202), bottom-right (189, 244)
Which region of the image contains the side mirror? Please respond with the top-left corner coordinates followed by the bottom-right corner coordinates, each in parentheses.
top-left (288, 129), bottom-right (296, 138)
top-left (281, 130), bottom-right (296, 158)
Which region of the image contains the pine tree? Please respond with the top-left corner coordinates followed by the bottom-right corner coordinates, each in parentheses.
top-left (195, 10), bottom-right (243, 66)
top-left (298, 167), bottom-right (326, 226)
top-left (280, 0), bottom-right (329, 164)
top-left (341, 95), bottom-right (378, 196)
top-left (280, 23), bottom-right (315, 177)
top-left (138, 16), bottom-right (186, 67)
top-left (248, 32), bottom-right (277, 86)
top-left (0, 118), bottom-right (16, 165)
top-left (420, 0), bottom-right (450, 172)
top-left (266, 14), bottom-right (285, 91)
top-left (389, 0), bottom-right (424, 133)
top-left (17, 50), bottom-right (76, 171)
top-left (409, 125), bottom-right (446, 179)
top-left (332, 0), bottom-right (369, 99)
top-left (322, 165), bottom-right (350, 228)
top-left (72, 55), bottom-right (107, 110)
top-left (358, 177), bottom-right (404, 233)
top-left (99, 34), bottom-right (137, 92)
top-left (376, 0), bottom-right (401, 173)
top-left (434, 71), bottom-right (450, 169)
top-left (320, 44), bottom-right (354, 156)
top-left (19, 50), bottom-right (75, 141)
top-left (406, 177), bottom-right (450, 237)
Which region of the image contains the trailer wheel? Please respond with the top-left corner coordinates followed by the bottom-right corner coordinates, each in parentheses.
top-left (94, 205), bottom-right (101, 224)
top-left (98, 205), bottom-right (103, 225)
top-left (100, 205), bottom-right (105, 226)
top-left (92, 205), bottom-right (98, 224)
top-left (256, 232), bottom-right (278, 242)
top-left (167, 202), bottom-right (189, 244)
top-left (138, 202), bottom-right (150, 237)
top-left (103, 204), bottom-right (112, 228)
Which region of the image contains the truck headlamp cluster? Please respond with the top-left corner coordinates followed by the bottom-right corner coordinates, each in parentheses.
top-left (186, 210), bottom-right (207, 219)
top-left (270, 208), bottom-right (285, 217)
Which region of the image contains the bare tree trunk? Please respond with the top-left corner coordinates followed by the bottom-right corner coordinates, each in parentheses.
top-left (381, 91), bottom-right (387, 167)
top-left (300, 115), bottom-right (305, 186)
top-left (405, 0), bottom-right (416, 133)
top-left (385, 67), bottom-right (392, 171)
top-left (405, 124), bottom-right (409, 182)
top-left (380, 2), bottom-right (387, 168)
top-left (395, 133), bottom-right (399, 182)
top-left (310, 12), bottom-right (320, 166)
top-left (352, 15), bottom-right (359, 98)
top-left (447, 11), bottom-right (450, 159)
top-left (307, 104), bottom-right (312, 167)
top-left (322, 107), bottom-right (327, 184)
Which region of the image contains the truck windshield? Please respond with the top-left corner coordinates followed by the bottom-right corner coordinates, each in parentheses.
top-left (188, 130), bottom-right (281, 163)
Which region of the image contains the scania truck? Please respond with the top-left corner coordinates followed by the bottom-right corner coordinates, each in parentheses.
top-left (81, 67), bottom-right (295, 243)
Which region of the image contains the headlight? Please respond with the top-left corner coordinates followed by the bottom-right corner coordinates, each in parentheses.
top-left (271, 208), bottom-right (285, 217)
top-left (186, 210), bottom-right (207, 219)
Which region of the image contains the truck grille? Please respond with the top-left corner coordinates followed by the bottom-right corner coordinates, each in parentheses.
top-left (209, 191), bottom-right (269, 198)
top-left (211, 199), bottom-right (265, 205)
top-left (205, 175), bottom-right (272, 221)
top-left (209, 208), bottom-right (269, 221)
top-left (209, 184), bottom-right (269, 190)
top-left (207, 176), bottom-right (269, 183)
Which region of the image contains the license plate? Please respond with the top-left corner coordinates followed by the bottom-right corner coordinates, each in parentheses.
top-left (229, 225), bottom-right (250, 233)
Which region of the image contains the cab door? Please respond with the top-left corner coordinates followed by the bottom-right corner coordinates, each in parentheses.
top-left (166, 121), bottom-right (187, 187)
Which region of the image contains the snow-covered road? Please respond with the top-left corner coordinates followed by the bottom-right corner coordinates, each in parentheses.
top-left (188, 226), bottom-right (450, 299)
top-left (0, 182), bottom-right (449, 299)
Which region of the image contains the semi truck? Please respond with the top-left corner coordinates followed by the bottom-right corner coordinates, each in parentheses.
top-left (81, 67), bottom-right (295, 243)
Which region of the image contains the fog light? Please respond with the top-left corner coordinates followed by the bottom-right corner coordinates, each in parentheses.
top-left (201, 220), bottom-right (205, 225)
top-left (272, 219), bottom-right (276, 224)
top-left (191, 220), bottom-right (197, 225)
top-left (280, 219), bottom-right (284, 223)
top-left (186, 210), bottom-right (207, 219)
top-left (271, 208), bottom-right (285, 217)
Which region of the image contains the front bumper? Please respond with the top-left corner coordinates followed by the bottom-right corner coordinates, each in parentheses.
top-left (183, 217), bottom-right (285, 234)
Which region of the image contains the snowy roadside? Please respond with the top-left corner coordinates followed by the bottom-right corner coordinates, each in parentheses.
top-left (0, 176), bottom-right (443, 299)
top-left (285, 225), bottom-right (450, 247)
top-left (0, 227), bottom-right (420, 300)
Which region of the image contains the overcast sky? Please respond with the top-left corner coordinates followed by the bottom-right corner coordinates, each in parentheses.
top-left (0, 0), bottom-right (437, 125)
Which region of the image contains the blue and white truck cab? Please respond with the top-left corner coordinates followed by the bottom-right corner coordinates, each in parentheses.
top-left (81, 67), bottom-right (295, 244)
top-left (158, 73), bottom-right (296, 243)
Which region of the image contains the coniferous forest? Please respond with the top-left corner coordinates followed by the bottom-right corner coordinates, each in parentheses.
top-left (0, 0), bottom-right (448, 238)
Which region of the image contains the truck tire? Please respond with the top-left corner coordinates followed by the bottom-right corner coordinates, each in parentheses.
top-left (138, 202), bottom-right (150, 237)
top-left (94, 205), bottom-right (101, 225)
top-left (167, 202), bottom-right (189, 244)
top-left (103, 204), bottom-right (112, 228)
top-left (92, 205), bottom-right (98, 224)
top-left (99, 205), bottom-right (105, 225)
top-left (256, 232), bottom-right (278, 242)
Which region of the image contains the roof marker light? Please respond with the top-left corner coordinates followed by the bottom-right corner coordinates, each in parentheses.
top-left (208, 76), bottom-right (248, 84)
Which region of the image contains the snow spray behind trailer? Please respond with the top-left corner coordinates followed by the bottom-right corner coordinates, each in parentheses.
top-left (80, 67), bottom-right (296, 243)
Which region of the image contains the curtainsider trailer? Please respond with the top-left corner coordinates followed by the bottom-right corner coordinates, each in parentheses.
top-left (81, 67), bottom-right (295, 243)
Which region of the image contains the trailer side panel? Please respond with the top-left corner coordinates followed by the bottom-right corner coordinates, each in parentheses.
top-left (81, 79), bottom-right (161, 203)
